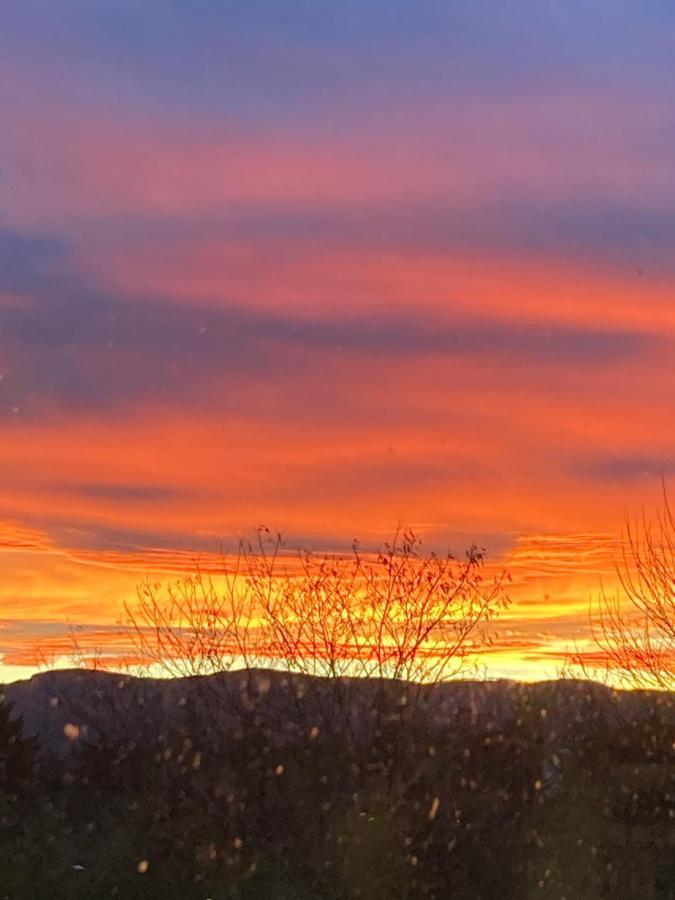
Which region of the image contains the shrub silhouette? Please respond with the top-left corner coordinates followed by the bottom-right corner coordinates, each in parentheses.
top-left (123, 527), bottom-right (509, 686)
top-left (591, 488), bottom-right (675, 690)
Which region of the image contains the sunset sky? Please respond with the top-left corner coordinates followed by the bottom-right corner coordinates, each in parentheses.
top-left (1, 2), bottom-right (674, 682)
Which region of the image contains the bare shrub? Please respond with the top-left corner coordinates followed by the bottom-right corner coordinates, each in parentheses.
top-left (590, 488), bottom-right (674, 690)
top-left (122, 527), bottom-right (509, 685)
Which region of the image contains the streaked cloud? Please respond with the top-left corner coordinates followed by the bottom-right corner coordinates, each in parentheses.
top-left (575, 454), bottom-right (675, 484)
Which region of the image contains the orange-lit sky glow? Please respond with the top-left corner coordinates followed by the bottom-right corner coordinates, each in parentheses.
top-left (1, 3), bottom-right (674, 683)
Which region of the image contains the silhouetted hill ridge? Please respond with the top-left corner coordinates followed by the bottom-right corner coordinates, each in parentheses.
top-left (3, 668), bottom-right (672, 755)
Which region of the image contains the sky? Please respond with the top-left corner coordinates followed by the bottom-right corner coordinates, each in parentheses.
top-left (1, 1), bottom-right (674, 682)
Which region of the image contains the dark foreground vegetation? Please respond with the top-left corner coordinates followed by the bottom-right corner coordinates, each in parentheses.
top-left (1, 669), bottom-right (673, 899)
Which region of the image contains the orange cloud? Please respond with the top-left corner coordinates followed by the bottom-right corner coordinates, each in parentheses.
top-left (1, 49), bottom-right (673, 685)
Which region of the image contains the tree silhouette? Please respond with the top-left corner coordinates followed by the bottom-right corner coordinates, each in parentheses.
top-left (121, 528), bottom-right (509, 687)
top-left (0, 695), bottom-right (38, 791)
top-left (591, 488), bottom-right (674, 690)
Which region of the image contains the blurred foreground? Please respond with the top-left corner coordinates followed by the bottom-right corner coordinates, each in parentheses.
top-left (1, 669), bottom-right (673, 898)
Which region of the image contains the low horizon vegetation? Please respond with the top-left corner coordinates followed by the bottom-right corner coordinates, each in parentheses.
top-left (60, 492), bottom-right (675, 693)
top-left (12, 487), bottom-right (670, 693)
top-left (72, 527), bottom-right (510, 686)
